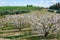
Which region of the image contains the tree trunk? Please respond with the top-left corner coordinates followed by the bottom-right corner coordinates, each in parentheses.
top-left (44, 32), bottom-right (49, 37)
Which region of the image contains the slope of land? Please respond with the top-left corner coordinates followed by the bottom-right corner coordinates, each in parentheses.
top-left (0, 10), bottom-right (60, 40)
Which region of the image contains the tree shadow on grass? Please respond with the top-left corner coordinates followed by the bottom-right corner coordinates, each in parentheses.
top-left (30, 34), bottom-right (57, 40)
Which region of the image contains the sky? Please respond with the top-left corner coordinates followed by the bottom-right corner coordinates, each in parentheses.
top-left (0, 0), bottom-right (60, 7)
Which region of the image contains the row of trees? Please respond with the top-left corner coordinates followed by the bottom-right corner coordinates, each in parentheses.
top-left (49, 2), bottom-right (60, 13)
top-left (49, 2), bottom-right (60, 10)
top-left (0, 10), bottom-right (30, 15)
top-left (27, 5), bottom-right (33, 7)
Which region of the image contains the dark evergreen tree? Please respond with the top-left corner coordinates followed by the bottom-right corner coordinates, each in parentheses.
top-left (49, 2), bottom-right (60, 10)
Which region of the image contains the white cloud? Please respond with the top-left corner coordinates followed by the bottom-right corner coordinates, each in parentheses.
top-left (0, 0), bottom-right (59, 7)
top-left (51, 0), bottom-right (57, 3)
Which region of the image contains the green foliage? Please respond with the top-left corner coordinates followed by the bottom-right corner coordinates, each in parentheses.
top-left (0, 6), bottom-right (44, 15)
top-left (48, 9), bottom-right (54, 12)
top-left (49, 2), bottom-right (60, 10)
top-left (0, 6), bottom-right (43, 15)
top-left (0, 10), bottom-right (30, 15)
top-left (27, 5), bottom-right (33, 7)
top-left (56, 9), bottom-right (60, 13)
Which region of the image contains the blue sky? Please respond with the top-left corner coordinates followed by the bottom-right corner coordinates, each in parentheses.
top-left (0, 0), bottom-right (60, 7)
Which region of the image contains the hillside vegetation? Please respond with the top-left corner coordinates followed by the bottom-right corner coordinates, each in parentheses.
top-left (0, 6), bottom-right (43, 15)
top-left (0, 9), bottom-right (60, 40)
top-left (0, 6), bottom-right (42, 10)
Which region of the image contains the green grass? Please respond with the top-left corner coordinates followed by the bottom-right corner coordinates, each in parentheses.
top-left (0, 6), bottom-right (42, 10)
top-left (0, 35), bottom-right (24, 39)
top-left (5, 35), bottom-right (23, 39)
top-left (2, 34), bottom-right (57, 40)
top-left (30, 34), bottom-right (60, 40)
top-left (0, 33), bottom-right (31, 39)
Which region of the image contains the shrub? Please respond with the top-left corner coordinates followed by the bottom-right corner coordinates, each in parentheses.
top-left (27, 5), bottom-right (33, 7)
top-left (0, 10), bottom-right (30, 15)
top-left (56, 9), bottom-right (60, 13)
top-left (14, 10), bottom-right (22, 14)
top-left (49, 2), bottom-right (60, 10)
top-left (0, 11), bottom-right (3, 15)
top-left (21, 10), bottom-right (30, 13)
top-left (3, 10), bottom-right (11, 15)
top-left (48, 9), bottom-right (54, 12)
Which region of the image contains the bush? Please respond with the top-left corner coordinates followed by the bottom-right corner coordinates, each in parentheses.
top-left (48, 9), bottom-right (54, 12)
top-left (56, 9), bottom-right (60, 13)
top-left (0, 10), bottom-right (30, 15)
top-left (0, 11), bottom-right (3, 15)
top-left (21, 10), bottom-right (30, 13)
top-left (3, 10), bottom-right (11, 15)
top-left (14, 10), bottom-right (22, 14)
top-left (49, 2), bottom-right (60, 10)
top-left (27, 5), bottom-right (33, 7)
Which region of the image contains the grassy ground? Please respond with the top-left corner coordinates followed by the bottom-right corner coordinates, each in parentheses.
top-left (0, 6), bottom-right (42, 10)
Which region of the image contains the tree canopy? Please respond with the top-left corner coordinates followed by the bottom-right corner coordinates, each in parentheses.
top-left (49, 2), bottom-right (60, 10)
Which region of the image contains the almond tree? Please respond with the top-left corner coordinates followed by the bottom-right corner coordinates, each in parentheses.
top-left (40, 16), bottom-right (60, 37)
